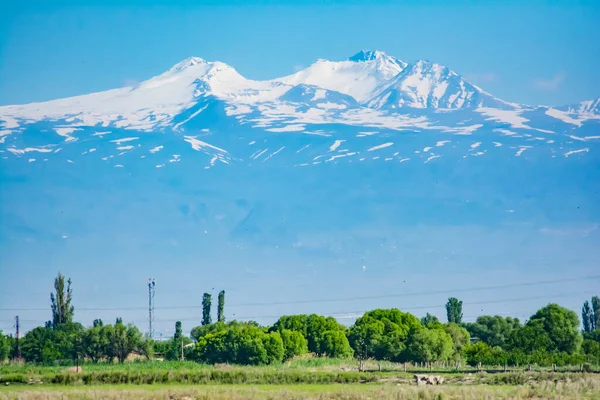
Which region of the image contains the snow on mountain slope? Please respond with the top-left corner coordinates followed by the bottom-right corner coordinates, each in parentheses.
top-left (278, 84), bottom-right (358, 108)
top-left (367, 60), bottom-right (509, 110)
top-left (0, 57), bottom-right (286, 131)
top-left (276, 50), bottom-right (406, 102)
top-left (0, 50), bottom-right (598, 143)
top-left (557, 98), bottom-right (600, 117)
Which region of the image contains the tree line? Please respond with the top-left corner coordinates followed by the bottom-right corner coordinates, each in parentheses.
top-left (1, 274), bottom-right (599, 367)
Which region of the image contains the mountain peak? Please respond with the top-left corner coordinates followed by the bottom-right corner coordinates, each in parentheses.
top-left (348, 50), bottom-right (387, 62)
top-left (169, 56), bottom-right (207, 72)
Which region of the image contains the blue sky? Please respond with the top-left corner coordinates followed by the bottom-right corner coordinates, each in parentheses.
top-left (1, 0), bottom-right (600, 336)
top-left (1, 0), bottom-right (599, 107)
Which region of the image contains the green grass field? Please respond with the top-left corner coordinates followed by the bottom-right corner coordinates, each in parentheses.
top-left (1, 359), bottom-right (599, 399)
top-left (2, 381), bottom-right (600, 400)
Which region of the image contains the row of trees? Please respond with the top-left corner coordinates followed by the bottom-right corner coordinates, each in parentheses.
top-left (1, 273), bottom-right (599, 367)
top-left (183, 302), bottom-right (600, 366)
top-left (582, 296), bottom-right (600, 334)
top-left (200, 290), bottom-right (226, 326)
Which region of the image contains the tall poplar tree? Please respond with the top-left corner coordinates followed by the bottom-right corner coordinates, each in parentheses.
top-left (445, 297), bottom-right (463, 324)
top-left (202, 293), bottom-right (212, 325)
top-left (217, 290), bottom-right (225, 323)
top-left (50, 272), bottom-right (74, 327)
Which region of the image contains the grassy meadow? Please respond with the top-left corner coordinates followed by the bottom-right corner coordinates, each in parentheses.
top-left (1, 358), bottom-right (600, 399)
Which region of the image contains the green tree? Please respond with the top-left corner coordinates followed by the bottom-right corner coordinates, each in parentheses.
top-left (445, 297), bottom-right (463, 324)
top-left (272, 314), bottom-right (346, 356)
top-left (280, 329), bottom-right (308, 361)
top-left (582, 330), bottom-right (600, 363)
top-left (54, 322), bottom-right (85, 362)
top-left (109, 321), bottom-right (143, 363)
top-left (509, 304), bottom-right (582, 354)
top-left (463, 316), bottom-right (521, 349)
top-left (50, 272), bottom-right (74, 327)
top-left (320, 330), bottom-right (353, 358)
top-left (406, 328), bottom-right (453, 364)
top-left (262, 331), bottom-right (285, 364)
top-left (191, 322), bottom-right (227, 342)
top-left (0, 331), bottom-right (10, 362)
top-left (93, 319), bottom-right (104, 328)
top-left (166, 321), bottom-right (183, 360)
top-left (348, 309), bottom-right (421, 361)
top-left (20, 326), bottom-right (59, 363)
top-left (582, 301), bottom-right (593, 333)
top-left (82, 325), bottom-right (110, 363)
top-left (445, 323), bottom-right (470, 360)
top-left (217, 290), bottom-right (225, 323)
top-left (202, 293), bottom-right (212, 326)
top-left (196, 324), bottom-right (283, 365)
top-left (420, 313), bottom-right (440, 327)
top-left (464, 341), bottom-right (506, 366)
top-left (592, 296), bottom-right (600, 331)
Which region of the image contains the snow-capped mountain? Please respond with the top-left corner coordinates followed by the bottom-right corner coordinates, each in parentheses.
top-left (1, 51), bottom-right (598, 322)
top-left (276, 50), bottom-right (407, 102)
top-left (367, 60), bottom-right (509, 110)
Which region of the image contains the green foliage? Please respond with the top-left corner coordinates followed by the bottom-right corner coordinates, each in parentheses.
top-left (50, 272), bottom-right (74, 327)
top-left (582, 339), bottom-right (600, 363)
top-left (444, 323), bottom-right (470, 360)
top-left (109, 321), bottom-right (144, 363)
top-left (272, 314), bottom-right (346, 356)
top-left (0, 367), bottom-right (378, 385)
top-left (196, 324), bottom-right (284, 365)
top-left (21, 326), bottom-right (60, 363)
top-left (218, 290), bottom-right (225, 323)
top-left (591, 296), bottom-right (599, 331)
top-left (320, 330), bottom-right (353, 358)
top-left (463, 316), bottom-right (521, 349)
top-left (0, 331), bottom-right (10, 361)
top-left (405, 327), bottom-right (453, 363)
top-left (191, 322), bottom-right (227, 342)
top-left (81, 325), bottom-right (111, 362)
top-left (582, 301), bottom-right (593, 333)
top-left (348, 308), bottom-right (421, 361)
top-left (202, 293), bottom-right (212, 326)
top-left (464, 342), bottom-right (505, 366)
top-left (166, 321), bottom-right (184, 361)
top-left (445, 297), bottom-right (463, 324)
top-left (510, 304), bottom-right (582, 354)
top-left (420, 313), bottom-right (440, 327)
top-left (280, 329), bottom-right (308, 361)
top-left (263, 331), bottom-right (285, 364)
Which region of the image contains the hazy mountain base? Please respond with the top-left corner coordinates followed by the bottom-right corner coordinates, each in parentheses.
top-left (2, 122), bottom-right (600, 325)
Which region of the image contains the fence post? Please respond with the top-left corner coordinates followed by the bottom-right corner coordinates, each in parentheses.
top-left (504, 363), bottom-right (507, 372)
top-left (553, 364), bottom-right (556, 373)
top-left (404, 362), bottom-right (407, 372)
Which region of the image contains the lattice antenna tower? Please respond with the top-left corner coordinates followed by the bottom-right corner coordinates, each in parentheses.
top-left (148, 278), bottom-right (156, 339)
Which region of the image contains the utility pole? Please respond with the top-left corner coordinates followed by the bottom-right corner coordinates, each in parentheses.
top-left (14, 316), bottom-right (20, 359)
top-left (148, 278), bottom-right (156, 339)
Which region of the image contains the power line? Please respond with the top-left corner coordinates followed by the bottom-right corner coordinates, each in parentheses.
top-left (64, 289), bottom-right (592, 325)
top-left (0, 289), bottom-right (593, 333)
top-left (1, 274), bottom-right (597, 312)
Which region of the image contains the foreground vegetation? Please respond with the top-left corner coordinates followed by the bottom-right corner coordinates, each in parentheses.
top-left (2, 376), bottom-right (600, 400)
top-left (1, 273), bottom-right (599, 372)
